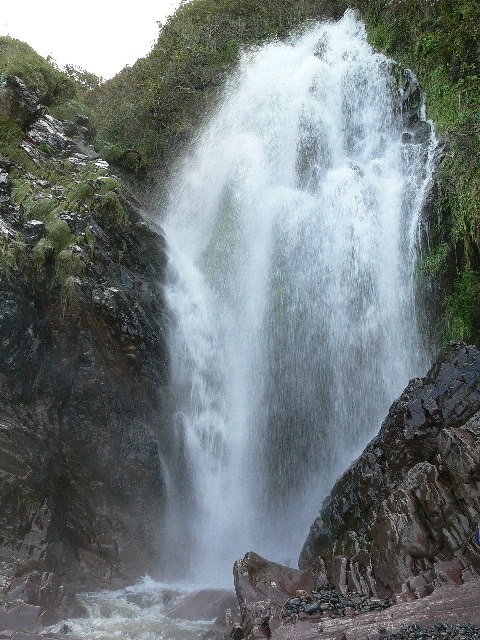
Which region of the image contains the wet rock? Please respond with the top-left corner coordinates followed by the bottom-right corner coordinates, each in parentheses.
top-left (281, 586), bottom-right (392, 623)
top-left (387, 623), bottom-right (480, 640)
top-left (300, 343), bottom-right (480, 597)
top-left (0, 75), bottom-right (42, 129)
top-left (0, 170), bottom-right (11, 197)
top-left (233, 552), bottom-right (314, 638)
top-left (22, 220), bottom-right (45, 246)
top-left (0, 154), bottom-right (12, 171)
top-left (0, 76), bottom-right (170, 629)
top-left (164, 589), bottom-right (239, 623)
top-left (0, 603), bottom-right (41, 633)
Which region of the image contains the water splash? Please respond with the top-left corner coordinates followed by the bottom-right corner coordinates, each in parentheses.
top-left (161, 10), bottom-right (435, 585)
top-left (46, 578), bottom-right (219, 640)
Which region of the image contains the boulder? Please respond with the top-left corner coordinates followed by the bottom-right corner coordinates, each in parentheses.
top-left (299, 343), bottom-right (480, 597)
top-left (164, 589), bottom-right (238, 623)
top-left (234, 552), bottom-right (315, 638)
top-left (0, 75), bottom-right (41, 129)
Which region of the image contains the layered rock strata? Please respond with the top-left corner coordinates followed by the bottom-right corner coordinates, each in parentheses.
top-left (299, 343), bottom-right (480, 597)
top-left (0, 76), bottom-right (169, 627)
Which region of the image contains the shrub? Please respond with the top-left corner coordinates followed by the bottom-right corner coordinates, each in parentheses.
top-left (0, 36), bottom-right (77, 105)
top-left (0, 233), bottom-right (26, 279)
top-left (85, 0), bottom-right (348, 172)
top-left (45, 218), bottom-right (73, 252)
top-left (99, 191), bottom-right (129, 227)
top-left (32, 237), bottom-right (54, 272)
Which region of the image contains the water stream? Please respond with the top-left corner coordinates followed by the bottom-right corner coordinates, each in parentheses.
top-left (47, 10), bottom-right (436, 639)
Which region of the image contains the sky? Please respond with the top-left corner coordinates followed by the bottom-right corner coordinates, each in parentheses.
top-left (0, 0), bottom-right (183, 79)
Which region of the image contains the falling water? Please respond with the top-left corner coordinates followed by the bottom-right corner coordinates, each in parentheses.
top-left (161, 10), bottom-right (435, 586)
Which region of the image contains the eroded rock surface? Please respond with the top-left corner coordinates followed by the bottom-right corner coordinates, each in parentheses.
top-left (233, 552), bottom-right (315, 639)
top-left (0, 76), bottom-right (169, 626)
top-left (299, 343), bottom-right (480, 598)
top-left (0, 75), bottom-right (42, 129)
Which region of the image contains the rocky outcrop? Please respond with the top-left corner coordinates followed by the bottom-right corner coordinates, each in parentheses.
top-left (299, 343), bottom-right (480, 598)
top-left (0, 77), bottom-right (170, 626)
top-left (0, 75), bottom-right (42, 129)
top-left (233, 552), bottom-right (315, 639)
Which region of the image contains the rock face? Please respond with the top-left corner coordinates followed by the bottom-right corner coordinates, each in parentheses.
top-left (0, 75), bottom-right (42, 129)
top-left (299, 343), bottom-right (480, 598)
top-left (0, 77), bottom-right (169, 626)
top-left (233, 552), bottom-right (315, 638)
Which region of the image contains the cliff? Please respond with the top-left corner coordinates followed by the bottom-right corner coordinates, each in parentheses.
top-left (233, 345), bottom-right (480, 640)
top-left (299, 343), bottom-right (480, 594)
top-left (0, 74), bottom-right (170, 628)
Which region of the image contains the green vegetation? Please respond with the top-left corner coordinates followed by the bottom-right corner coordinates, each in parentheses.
top-left (0, 233), bottom-right (26, 279)
top-left (85, 0), bottom-right (480, 343)
top-left (0, 36), bottom-right (96, 128)
top-left (0, 40), bottom-right (125, 301)
top-left (1, 0), bottom-right (479, 340)
top-left (85, 0), bottom-right (347, 173)
top-left (0, 36), bottom-right (76, 106)
top-left (359, 0), bottom-right (480, 342)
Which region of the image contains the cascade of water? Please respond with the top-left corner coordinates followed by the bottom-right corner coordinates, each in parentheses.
top-left (161, 10), bottom-right (435, 585)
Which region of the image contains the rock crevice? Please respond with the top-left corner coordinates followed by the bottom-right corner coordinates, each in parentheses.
top-left (299, 343), bottom-right (480, 598)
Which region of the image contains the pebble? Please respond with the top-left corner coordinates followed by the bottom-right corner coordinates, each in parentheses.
top-left (386, 623), bottom-right (480, 639)
top-left (281, 587), bottom-right (392, 622)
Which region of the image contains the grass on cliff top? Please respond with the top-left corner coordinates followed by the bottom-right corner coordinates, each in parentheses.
top-left (86, 0), bottom-right (480, 344)
top-left (0, 36), bottom-right (76, 106)
top-left (0, 36), bottom-right (99, 123)
top-left (85, 0), bottom-right (348, 174)
top-left (360, 0), bottom-right (480, 343)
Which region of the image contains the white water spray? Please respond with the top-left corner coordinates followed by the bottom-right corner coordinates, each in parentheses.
top-left (161, 10), bottom-right (435, 585)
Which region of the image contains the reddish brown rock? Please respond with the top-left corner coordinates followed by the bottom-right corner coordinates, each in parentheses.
top-left (234, 552), bottom-right (315, 638)
top-left (299, 344), bottom-right (480, 597)
top-left (164, 589), bottom-right (238, 622)
top-left (272, 582), bottom-right (480, 640)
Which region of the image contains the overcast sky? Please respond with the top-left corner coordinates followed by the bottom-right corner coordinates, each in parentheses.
top-left (0, 1), bottom-right (183, 79)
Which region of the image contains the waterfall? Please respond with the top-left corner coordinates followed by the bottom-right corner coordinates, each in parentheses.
top-left (161, 10), bottom-right (435, 586)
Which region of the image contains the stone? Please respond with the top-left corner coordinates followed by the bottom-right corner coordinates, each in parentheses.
top-left (0, 603), bottom-right (41, 632)
top-left (22, 220), bottom-right (45, 246)
top-left (0, 171), bottom-right (11, 196)
top-left (0, 76), bottom-right (41, 129)
top-left (233, 552), bottom-right (314, 638)
top-left (164, 589), bottom-right (239, 622)
top-left (0, 154), bottom-right (11, 171)
top-left (433, 561), bottom-right (463, 586)
top-left (299, 344), bottom-right (480, 596)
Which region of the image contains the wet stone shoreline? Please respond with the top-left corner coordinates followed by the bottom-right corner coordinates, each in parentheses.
top-left (282, 588), bottom-right (393, 622)
top-left (385, 623), bottom-right (480, 640)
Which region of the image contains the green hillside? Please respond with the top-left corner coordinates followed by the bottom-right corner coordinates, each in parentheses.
top-left (1, 0), bottom-right (479, 343)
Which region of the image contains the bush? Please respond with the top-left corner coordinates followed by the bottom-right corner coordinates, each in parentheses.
top-left (0, 233), bottom-right (26, 279)
top-left (86, 0), bottom-right (348, 172)
top-left (99, 191), bottom-right (129, 227)
top-left (45, 218), bottom-right (73, 252)
top-left (0, 36), bottom-right (77, 105)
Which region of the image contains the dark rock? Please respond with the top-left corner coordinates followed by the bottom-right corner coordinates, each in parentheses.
top-left (0, 76), bottom-right (42, 129)
top-left (22, 220), bottom-right (45, 246)
top-left (299, 343), bottom-right (480, 597)
top-left (0, 89), bottom-right (170, 628)
top-left (0, 170), bottom-right (11, 197)
top-left (75, 115), bottom-right (90, 128)
top-left (0, 154), bottom-right (12, 171)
